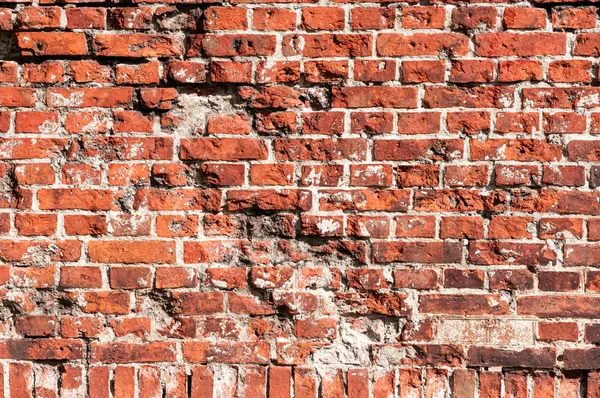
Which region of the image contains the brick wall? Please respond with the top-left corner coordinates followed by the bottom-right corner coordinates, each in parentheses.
top-left (1, 0), bottom-right (600, 396)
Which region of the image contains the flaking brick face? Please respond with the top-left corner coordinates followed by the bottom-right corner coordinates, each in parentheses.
top-left (0, 0), bottom-right (600, 396)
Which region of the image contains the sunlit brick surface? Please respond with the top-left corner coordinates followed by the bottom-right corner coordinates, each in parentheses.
top-left (0, 0), bottom-right (600, 396)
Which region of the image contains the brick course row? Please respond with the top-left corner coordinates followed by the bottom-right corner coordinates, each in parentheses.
top-left (4, 365), bottom-right (600, 397)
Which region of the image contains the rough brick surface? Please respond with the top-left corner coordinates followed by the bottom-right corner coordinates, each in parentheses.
top-left (0, 0), bottom-right (600, 396)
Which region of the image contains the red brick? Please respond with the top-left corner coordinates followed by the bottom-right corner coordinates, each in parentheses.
top-left (453, 369), bottom-right (476, 398)
top-left (473, 139), bottom-right (561, 162)
top-left (110, 267), bottom-right (151, 289)
top-left (444, 269), bottom-right (484, 289)
top-left (469, 348), bottom-right (556, 368)
top-left (116, 61), bottom-right (160, 85)
top-left (275, 138), bottom-right (366, 161)
top-left (351, 112), bottom-right (393, 134)
top-left (352, 8), bottom-right (395, 30)
top-left (13, 266), bottom-right (57, 289)
top-left (15, 111), bottom-right (59, 134)
top-left (397, 165), bottom-right (439, 187)
top-left (523, 87), bottom-right (600, 108)
top-left (15, 315), bottom-right (56, 337)
top-left (440, 216), bottom-right (484, 239)
top-left (17, 6), bottom-right (61, 29)
top-left (60, 266), bottom-right (102, 288)
top-left (348, 369), bottom-right (369, 398)
top-left (452, 7), bottom-right (497, 29)
top-left (575, 34), bottom-right (600, 56)
top-left (553, 7), bottom-right (596, 29)
top-left (254, 8), bottom-right (296, 30)
top-left (61, 317), bottom-right (103, 339)
top-left (374, 139), bottom-right (463, 161)
top-left (395, 215), bottom-right (435, 238)
top-left (110, 317), bottom-right (151, 338)
top-left (302, 7), bottom-right (344, 30)
top-left (16, 213), bottom-right (57, 236)
top-left (398, 112), bottom-right (441, 134)
top-left (538, 271), bottom-right (580, 292)
top-left (89, 240), bottom-right (175, 264)
top-left (354, 60), bottom-right (396, 82)
top-left (257, 61), bottom-right (300, 83)
top-left (402, 60), bottom-right (445, 83)
top-left (319, 189), bottom-right (408, 211)
top-left (17, 32), bottom-right (87, 56)
top-left (421, 294), bottom-right (508, 315)
top-left (538, 322), bottom-right (579, 342)
top-left (256, 112), bottom-right (298, 134)
top-left (499, 60), bottom-right (543, 82)
top-left (110, 7), bottom-right (152, 29)
top-left (134, 188), bottom-right (221, 211)
top-left (93, 34), bottom-right (184, 57)
top-left (470, 242), bottom-right (556, 266)
top-left (350, 164), bottom-right (393, 187)
top-left (192, 34), bottom-right (276, 57)
top-left (65, 111), bottom-right (109, 133)
top-left (23, 61), bottom-right (64, 84)
top-left (204, 6), bottom-right (247, 30)
top-left (10, 363), bottom-right (33, 398)
top-left (156, 215), bottom-right (198, 238)
top-left (183, 342), bottom-right (270, 364)
top-left (138, 367), bottom-right (161, 397)
top-left (301, 165), bottom-right (343, 186)
top-left (0, 62), bottom-right (17, 83)
top-left (156, 267), bottom-right (197, 288)
top-left (450, 60), bottom-right (494, 83)
top-left (496, 112), bottom-right (540, 133)
top-left (181, 138), bottom-right (268, 161)
top-left (426, 87), bottom-right (514, 108)
top-left (373, 241), bottom-right (462, 264)
top-left (447, 111), bottom-right (490, 134)
top-left (2, 339), bottom-right (84, 361)
top-left (402, 6), bottom-right (445, 28)
top-left (304, 60), bottom-right (348, 83)
top-left (284, 33), bottom-right (372, 57)
top-left (47, 87), bottom-right (133, 108)
top-left (200, 163), bottom-right (245, 186)
top-left (251, 164), bottom-right (294, 186)
top-left (208, 114), bottom-right (250, 135)
top-left (445, 165), bottom-right (488, 187)
top-left (206, 268), bottom-right (246, 289)
top-left (62, 164), bottom-right (102, 186)
top-left (378, 33), bottom-right (468, 56)
top-left (489, 216), bottom-right (533, 239)
top-left (548, 60), bottom-right (592, 83)
top-left (167, 60), bottom-right (207, 84)
top-left (302, 112), bottom-right (344, 135)
top-left (211, 61), bottom-right (252, 83)
top-left (139, 87), bottom-right (177, 110)
top-left (479, 372), bottom-right (502, 398)
top-left (66, 7), bottom-right (106, 29)
top-left (239, 86), bottom-right (307, 109)
top-left (504, 8), bottom-right (547, 29)
top-left (108, 164), bottom-right (149, 186)
top-left (475, 32), bottom-right (566, 56)
top-left (173, 292), bottom-right (225, 314)
top-left (0, 8), bottom-right (11, 30)
top-left (91, 342), bottom-right (176, 363)
top-left (0, 87), bottom-right (36, 107)
top-left (71, 60), bottom-right (111, 83)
